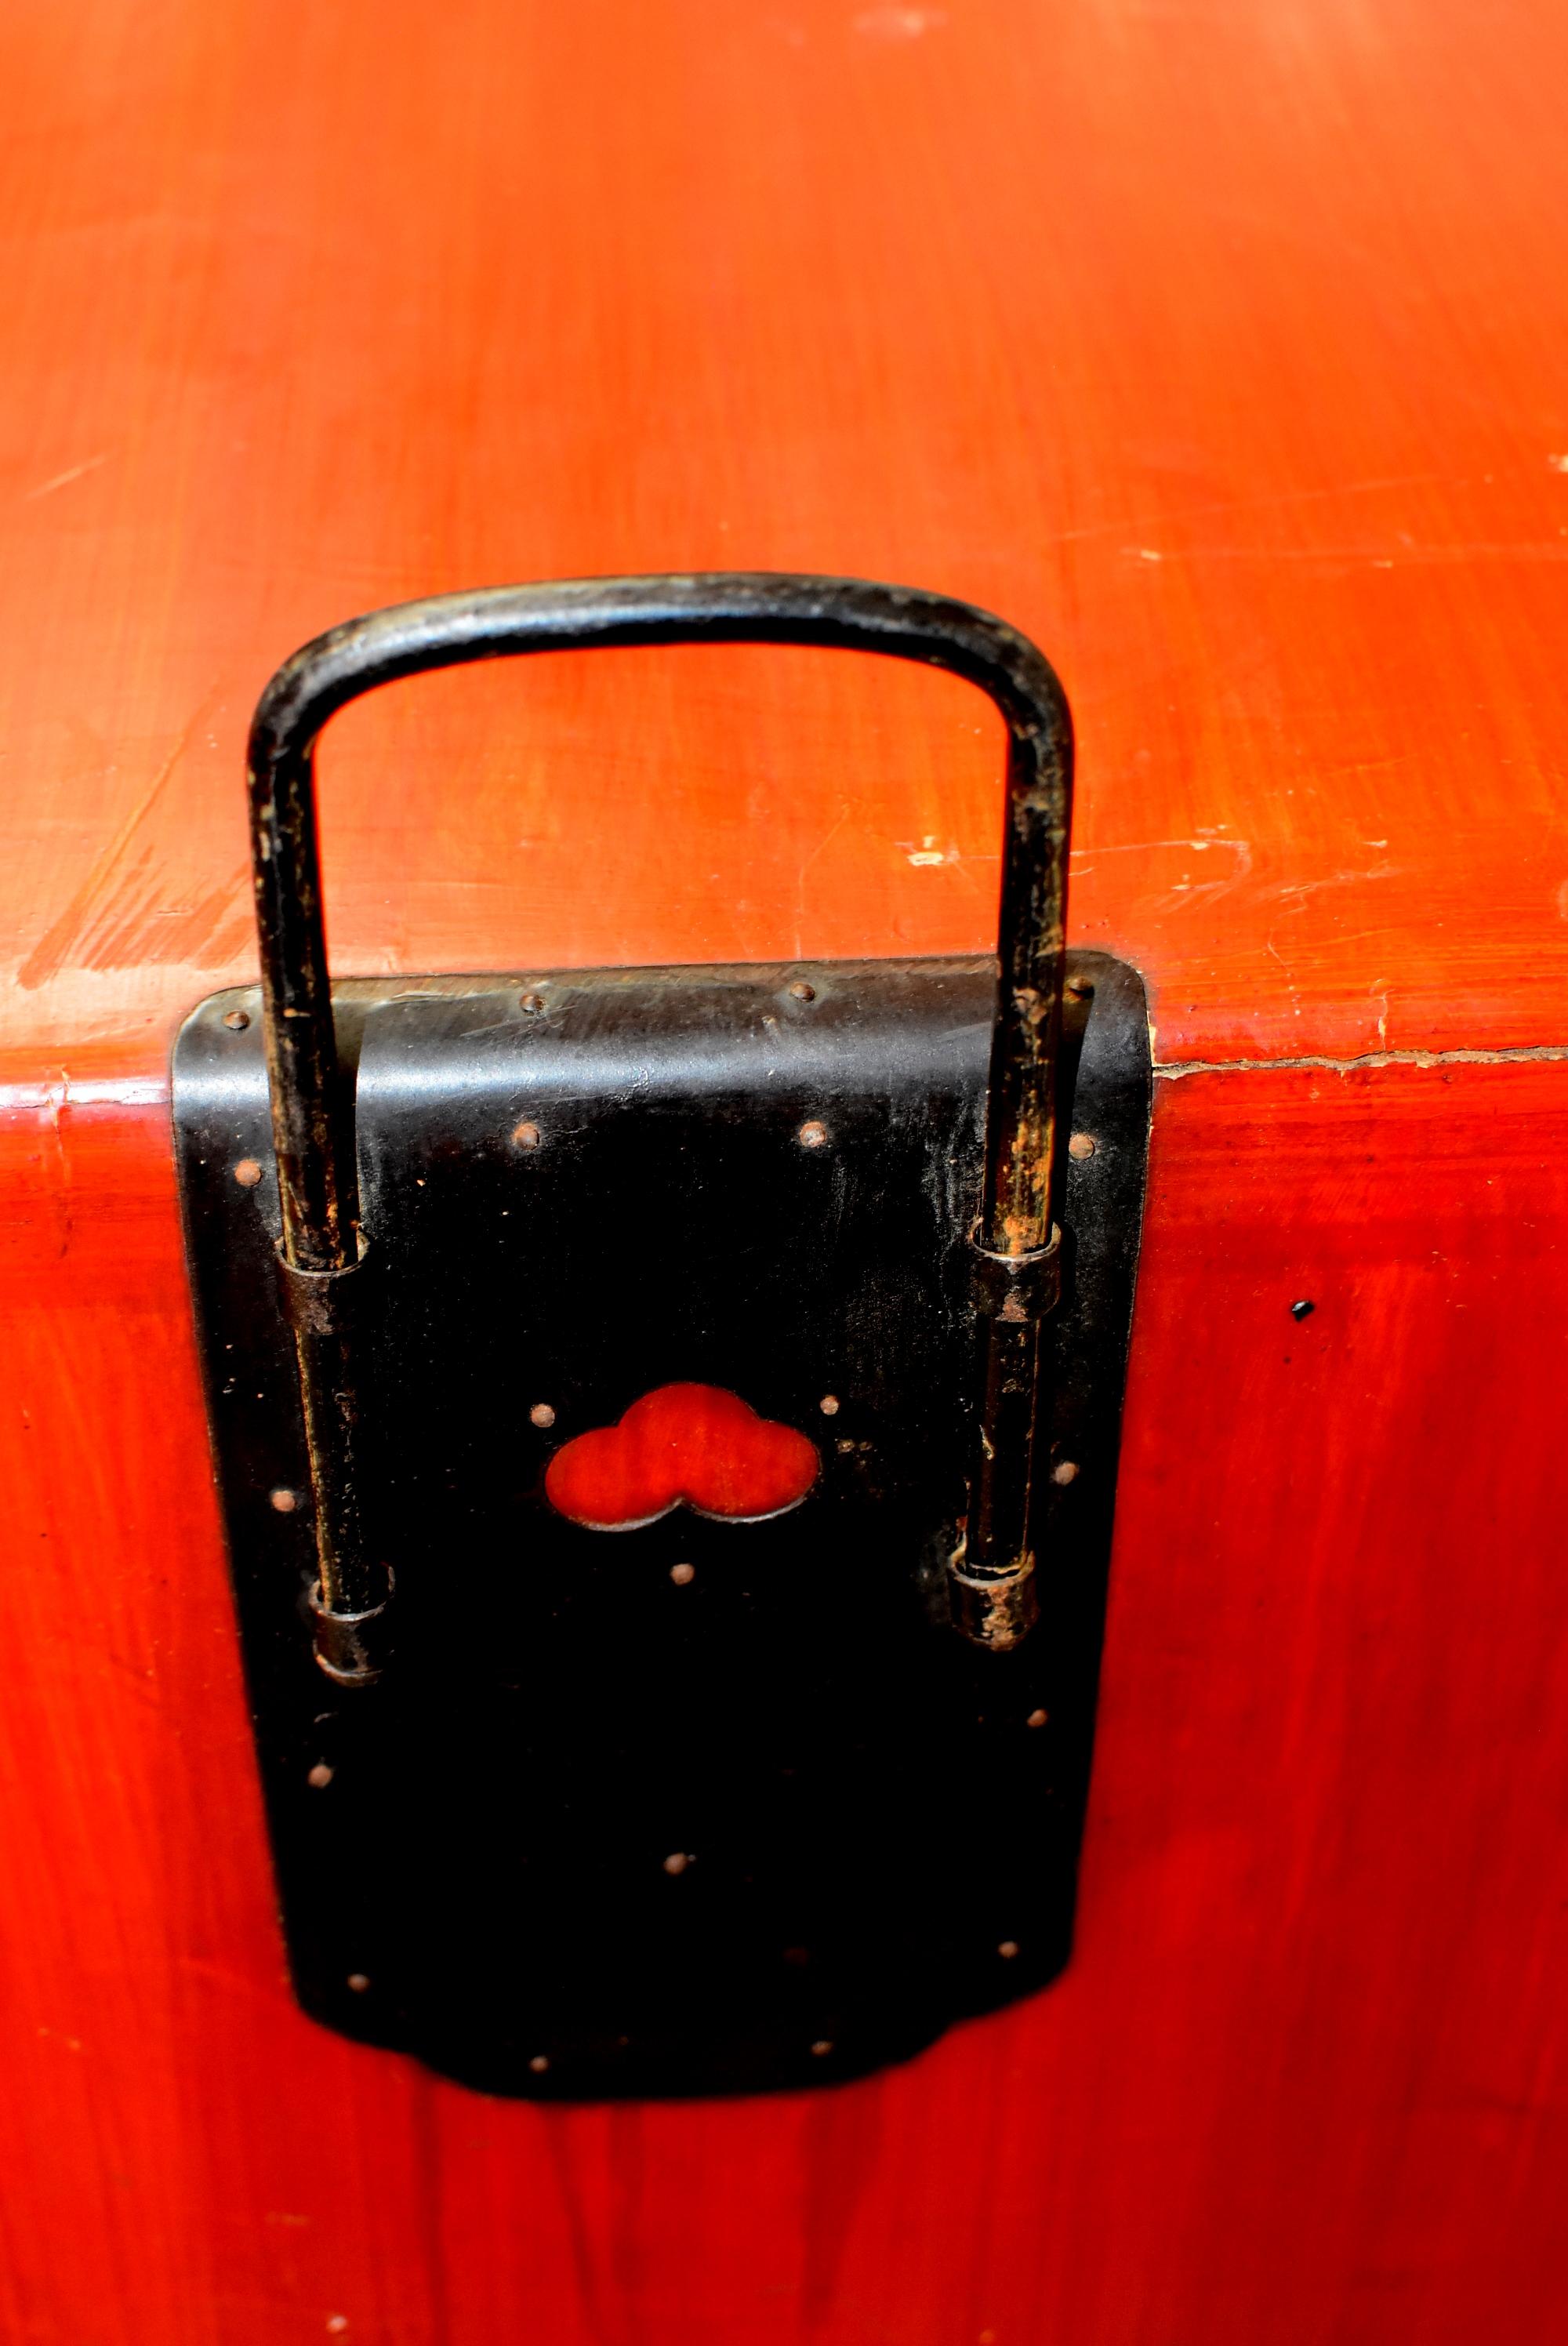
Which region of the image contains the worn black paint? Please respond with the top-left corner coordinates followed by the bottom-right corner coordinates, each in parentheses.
top-left (174, 950), bottom-right (1149, 2098)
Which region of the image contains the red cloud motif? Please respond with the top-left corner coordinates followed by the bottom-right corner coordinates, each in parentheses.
top-left (543, 1383), bottom-right (820, 1531)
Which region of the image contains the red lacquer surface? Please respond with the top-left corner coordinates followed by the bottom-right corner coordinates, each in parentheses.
top-left (3, 0), bottom-right (1568, 1076)
top-left (2, 0), bottom-right (1568, 2338)
top-left (4, 1066), bottom-right (1567, 2342)
top-left (544, 1384), bottom-right (820, 1530)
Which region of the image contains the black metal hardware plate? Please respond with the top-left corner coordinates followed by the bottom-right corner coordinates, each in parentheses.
top-left (174, 949), bottom-right (1149, 2098)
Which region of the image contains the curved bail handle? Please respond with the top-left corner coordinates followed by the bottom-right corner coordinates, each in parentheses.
top-left (247, 572), bottom-right (1073, 1276)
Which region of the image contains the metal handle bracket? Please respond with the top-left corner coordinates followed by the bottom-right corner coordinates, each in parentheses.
top-left (245, 573), bottom-right (1075, 1666)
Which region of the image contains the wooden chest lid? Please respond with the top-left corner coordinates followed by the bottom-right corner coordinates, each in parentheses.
top-left (3, 2), bottom-right (1566, 1081)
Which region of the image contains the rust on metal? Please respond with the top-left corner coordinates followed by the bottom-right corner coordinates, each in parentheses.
top-left (945, 1542), bottom-right (1040, 1652)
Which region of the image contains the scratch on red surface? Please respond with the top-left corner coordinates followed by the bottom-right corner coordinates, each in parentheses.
top-left (14, 695), bottom-right (246, 989)
top-left (17, 845), bottom-right (252, 990)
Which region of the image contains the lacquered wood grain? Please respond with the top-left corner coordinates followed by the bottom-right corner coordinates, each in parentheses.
top-left (3, 1063), bottom-right (1567, 2341)
top-left (4, 0), bottom-right (1568, 2337)
top-left (4, 0), bottom-right (1568, 1068)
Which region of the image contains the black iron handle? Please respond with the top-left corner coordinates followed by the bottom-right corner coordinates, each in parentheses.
top-left (247, 574), bottom-right (1074, 1665)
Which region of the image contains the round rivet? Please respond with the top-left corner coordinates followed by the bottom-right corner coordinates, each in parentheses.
top-left (789, 980), bottom-right (816, 1002)
top-left (818, 1394), bottom-right (840, 1417)
top-left (1051, 1459), bottom-right (1079, 1486)
top-left (662, 1851), bottom-right (690, 1876)
top-left (1068, 1132), bottom-right (1096, 1161)
top-left (307, 1763), bottom-right (334, 1789)
top-left (670, 1562), bottom-right (695, 1586)
top-left (1290, 1298), bottom-right (1316, 1321)
top-left (223, 1008), bottom-right (250, 1031)
top-left (270, 1486), bottom-right (299, 1513)
top-left (528, 2054), bottom-right (550, 2074)
top-left (520, 991), bottom-right (548, 1014)
top-left (347, 1972), bottom-right (370, 1993)
top-left (530, 1402), bottom-right (556, 1429)
top-left (810, 2039), bottom-right (833, 2057)
top-left (1065, 976), bottom-right (1095, 1002)
top-left (997, 1940), bottom-right (1020, 1959)
top-left (511, 1120), bottom-right (541, 1151)
top-left (798, 1120), bottom-right (829, 1149)
top-left (234, 1158), bottom-right (263, 1188)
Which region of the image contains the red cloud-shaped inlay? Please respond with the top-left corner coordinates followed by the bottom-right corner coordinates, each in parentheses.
top-left (543, 1383), bottom-right (820, 1531)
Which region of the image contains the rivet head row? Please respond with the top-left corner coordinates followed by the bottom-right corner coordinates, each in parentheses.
top-left (507, 1113), bottom-right (833, 1154)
